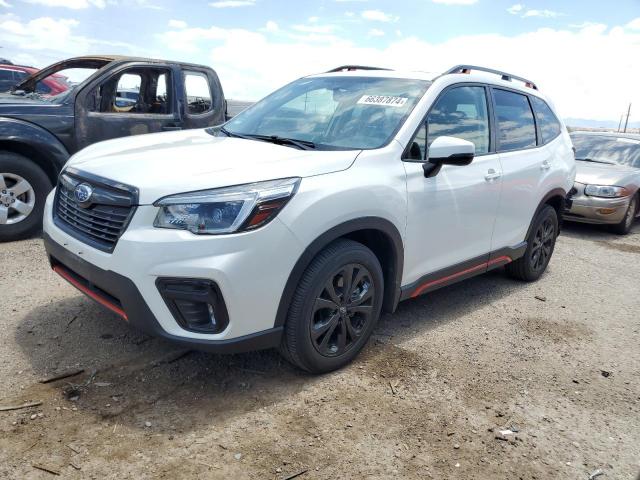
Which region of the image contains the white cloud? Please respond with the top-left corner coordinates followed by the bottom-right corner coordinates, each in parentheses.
top-left (361, 9), bottom-right (394, 22)
top-left (168, 19), bottom-right (187, 29)
top-left (156, 21), bottom-right (640, 123)
top-left (432, 0), bottom-right (477, 4)
top-left (22, 0), bottom-right (106, 8)
top-left (368, 28), bottom-right (384, 37)
top-left (523, 9), bottom-right (561, 18)
top-left (508, 4), bottom-right (562, 18)
top-left (308, 16), bottom-right (319, 23)
top-left (0, 15), bottom-right (136, 66)
top-left (627, 17), bottom-right (640, 30)
top-left (209, 0), bottom-right (255, 7)
top-left (507, 4), bottom-right (523, 15)
top-left (0, 0), bottom-right (12, 7)
top-left (264, 20), bottom-right (278, 32)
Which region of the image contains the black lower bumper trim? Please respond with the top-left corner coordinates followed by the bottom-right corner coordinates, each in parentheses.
top-left (43, 232), bottom-right (282, 354)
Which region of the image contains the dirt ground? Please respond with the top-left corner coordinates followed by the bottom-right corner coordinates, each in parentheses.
top-left (0, 221), bottom-right (639, 479)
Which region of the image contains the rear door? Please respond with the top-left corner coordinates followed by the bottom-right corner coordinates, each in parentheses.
top-left (179, 68), bottom-right (226, 129)
top-left (75, 64), bottom-right (181, 150)
top-left (403, 84), bottom-right (503, 286)
top-left (490, 88), bottom-right (554, 250)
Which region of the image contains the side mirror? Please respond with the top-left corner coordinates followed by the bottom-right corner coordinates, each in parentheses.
top-left (423, 136), bottom-right (475, 178)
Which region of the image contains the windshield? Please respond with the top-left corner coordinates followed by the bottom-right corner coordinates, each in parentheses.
top-left (571, 134), bottom-right (640, 169)
top-left (13, 67), bottom-right (97, 103)
top-left (220, 76), bottom-right (430, 150)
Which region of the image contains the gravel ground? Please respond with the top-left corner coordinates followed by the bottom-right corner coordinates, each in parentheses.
top-left (0, 222), bottom-right (639, 479)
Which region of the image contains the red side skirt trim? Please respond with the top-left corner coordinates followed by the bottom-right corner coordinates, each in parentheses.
top-left (411, 255), bottom-right (512, 298)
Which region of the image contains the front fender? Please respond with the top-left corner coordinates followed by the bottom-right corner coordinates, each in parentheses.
top-left (0, 117), bottom-right (70, 175)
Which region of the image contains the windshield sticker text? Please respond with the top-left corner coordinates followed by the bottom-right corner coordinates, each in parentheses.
top-left (357, 95), bottom-right (408, 107)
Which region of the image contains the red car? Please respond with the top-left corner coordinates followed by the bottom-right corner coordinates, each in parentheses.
top-left (0, 64), bottom-right (69, 95)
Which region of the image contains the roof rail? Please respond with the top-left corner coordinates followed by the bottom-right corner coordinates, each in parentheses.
top-left (327, 65), bottom-right (392, 73)
top-left (444, 65), bottom-right (538, 90)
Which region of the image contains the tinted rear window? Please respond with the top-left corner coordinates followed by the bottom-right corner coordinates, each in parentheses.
top-left (531, 96), bottom-right (562, 144)
top-left (494, 89), bottom-right (537, 151)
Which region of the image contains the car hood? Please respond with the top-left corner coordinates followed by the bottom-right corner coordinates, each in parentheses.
top-left (67, 129), bottom-right (360, 204)
top-left (575, 161), bottom-right (640, 186)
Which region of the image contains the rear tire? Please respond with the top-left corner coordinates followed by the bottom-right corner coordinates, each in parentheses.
top-left (610, 195), bottom-right (637, 235)
top-left (280, 239), bottom-right (384, 373)
top-left (0, 152), bottom-right (52, 242)
top-left (506, 205), bottom-right (558, 282)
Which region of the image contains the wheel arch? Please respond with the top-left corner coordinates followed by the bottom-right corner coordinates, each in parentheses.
top-left (274, 217), bottom-right (404, 328)
top-left (526, 188), bottom-right (566, 239)
top-left (0, 117), bottom-right (70, 185)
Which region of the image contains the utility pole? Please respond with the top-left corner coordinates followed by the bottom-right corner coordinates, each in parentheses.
top-left (623, 103), bottom-right (631, 133)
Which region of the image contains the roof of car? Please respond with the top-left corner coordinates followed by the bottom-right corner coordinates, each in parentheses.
top-left (59, 55), bottom-right (212, 69)
top-left (571, 130), bottom-right (640, 141)
top-left (310, 65), bottom-right (544, 97)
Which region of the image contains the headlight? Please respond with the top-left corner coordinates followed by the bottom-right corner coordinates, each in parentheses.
top-left (153, 177), bottom-right (300, 234)
top-left (584, 184), bottom-right (630, 198)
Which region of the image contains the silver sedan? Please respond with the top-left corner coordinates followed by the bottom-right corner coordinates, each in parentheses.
top-left (565, 131), bottom-right (640, 234)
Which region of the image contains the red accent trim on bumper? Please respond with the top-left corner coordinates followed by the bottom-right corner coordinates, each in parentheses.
top-left (411, 255), bottom-right (512, 298)
top-left (53, 265), bottom-right (128, 321)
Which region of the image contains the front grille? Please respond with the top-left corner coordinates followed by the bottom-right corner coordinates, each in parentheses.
top-left (54, 169), bottom-right (138, 252)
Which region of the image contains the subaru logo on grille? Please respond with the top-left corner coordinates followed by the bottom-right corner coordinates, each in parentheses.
top-left (74, 183), bottom-right (93, 204)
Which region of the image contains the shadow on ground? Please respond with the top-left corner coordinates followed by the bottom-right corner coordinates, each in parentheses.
top-left (15, 265), bottom-right (520, 434)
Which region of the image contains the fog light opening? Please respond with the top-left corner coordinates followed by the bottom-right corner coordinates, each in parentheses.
top-left (156, 278), bottom-right (229, 334)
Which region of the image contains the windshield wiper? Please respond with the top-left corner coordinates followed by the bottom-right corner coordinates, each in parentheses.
top-left (576, 158), bottom-right (615, 165)
top-left (219, 127), bottom-right (315, 150)
top-left (219, 126), bottom-right (254, 140)
top-left (253, 135), bottom-right (316, 150)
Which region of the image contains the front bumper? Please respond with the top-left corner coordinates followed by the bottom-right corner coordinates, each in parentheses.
top-left (563, 183), bottom-right (631, 225)
top-left (43, 191), bottom-right (304, 353)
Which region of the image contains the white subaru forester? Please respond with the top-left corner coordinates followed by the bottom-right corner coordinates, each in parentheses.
top-left (43, 65), bottom-right (575, 373)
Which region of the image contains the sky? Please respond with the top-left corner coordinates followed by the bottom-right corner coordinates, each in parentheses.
top-left (0, 0), bottom-right (639, 126)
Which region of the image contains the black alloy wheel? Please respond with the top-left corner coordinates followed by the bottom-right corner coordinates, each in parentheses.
top-left (310, 263), bottom-right (375, 357)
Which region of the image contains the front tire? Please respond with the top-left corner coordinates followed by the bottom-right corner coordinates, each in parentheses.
top-left (610, 194), bottom-right (637, 235)
top-left (0, 152), bottom-right (52, 242)
top-left (506, 205), bottom-right (558, 282)
top-left (281, 239), bottom-right (384, 373)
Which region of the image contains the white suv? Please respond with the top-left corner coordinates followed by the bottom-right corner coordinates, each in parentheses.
top-left (43, 65), bottom-right (575, 373)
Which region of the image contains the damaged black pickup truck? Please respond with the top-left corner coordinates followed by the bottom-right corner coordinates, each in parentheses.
top-left (0, 55), bottom-right (250, 241)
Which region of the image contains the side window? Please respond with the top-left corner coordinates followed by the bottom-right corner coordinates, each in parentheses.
top-left (531, 96), bottom-right (561, 144)
top-left (427, 86), bottom-right (490, 155)
top-left (92, 69), bottom-right (172, 115)
top-left (493, 89), bottom-right (537, 151)
top-left (184, 72), bottom-right (212, 115)
top-left (113, 73), bottom-right (141, 112)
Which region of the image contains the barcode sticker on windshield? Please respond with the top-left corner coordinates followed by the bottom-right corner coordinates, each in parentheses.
top-left (357, 95), bottom-right (408, 107)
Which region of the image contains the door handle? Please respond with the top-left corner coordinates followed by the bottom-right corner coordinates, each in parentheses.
top-left (485, 169), bottom-right (502, 181)
top-left (540, 160), bottom-right (551, 170)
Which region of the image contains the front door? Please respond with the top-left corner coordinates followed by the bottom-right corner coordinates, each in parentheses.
top-left (74, 65), bottom-right (181, 151)
top-left (402, 85), bottom-right (502, 287)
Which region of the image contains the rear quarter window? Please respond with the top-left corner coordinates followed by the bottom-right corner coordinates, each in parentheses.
top-left (531, 96), bottom-right (562, 144)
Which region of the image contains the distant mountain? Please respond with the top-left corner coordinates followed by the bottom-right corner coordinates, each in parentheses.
top-left (564, 118), bottom-right (640, 130)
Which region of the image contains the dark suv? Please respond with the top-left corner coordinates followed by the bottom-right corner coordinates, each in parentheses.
top-left (0, 55), bottom-right (230, 241)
